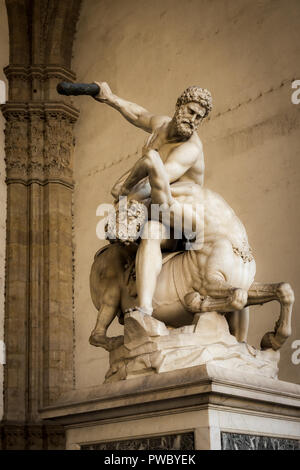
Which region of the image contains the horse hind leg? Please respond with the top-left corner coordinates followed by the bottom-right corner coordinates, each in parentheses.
top-left (184, 280), bottom-right (248, 314)
top-left (184, 272), bottom-right (249, 344)
top-left (247, 282), bottom-right (294, 350)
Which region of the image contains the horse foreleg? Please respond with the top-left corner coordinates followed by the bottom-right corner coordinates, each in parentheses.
top-left (89, 282), bottom-right (123, 351)
top-left (247, 282), bottom-right (294, 350)
top-left (226, 307), bottom-right (249, 343)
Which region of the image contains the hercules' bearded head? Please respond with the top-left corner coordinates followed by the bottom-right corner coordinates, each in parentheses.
top-left (172, 86), bottom-right (212, 138)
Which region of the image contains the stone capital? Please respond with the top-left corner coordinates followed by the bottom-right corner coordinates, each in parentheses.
top-left (1, 101), bottom-right (79, 186)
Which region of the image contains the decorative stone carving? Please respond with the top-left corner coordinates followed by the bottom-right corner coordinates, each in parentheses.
top-left (0, 423), bottom-right (65, 450)
top-left (2, 103), bottom-right (79, 185)
top-left (4, 111), bottom-right (28, 178)
top-left (81, 432), bottom-right (194, 450)
top-left (221, 432), bottom-right (300, 450)
top-left (44, 112), bottom-right (75, 181)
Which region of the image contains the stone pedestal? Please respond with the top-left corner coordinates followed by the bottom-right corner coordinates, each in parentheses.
top-left (40, 364), bottom-right (300, 450)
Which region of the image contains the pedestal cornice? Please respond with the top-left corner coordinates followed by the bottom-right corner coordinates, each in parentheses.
top-left (39, 365), bottom-right (300, 426)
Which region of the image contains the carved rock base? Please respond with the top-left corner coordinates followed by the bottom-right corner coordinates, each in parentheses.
top-left (105, 311), bottom-right (279, 383)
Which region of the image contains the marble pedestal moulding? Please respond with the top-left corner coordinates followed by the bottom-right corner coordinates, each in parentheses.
top-left (39, 365), bottom-right (300, 450)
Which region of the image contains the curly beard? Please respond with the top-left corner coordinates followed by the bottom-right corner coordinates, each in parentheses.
top-left (173, 109), bottom-right (195, 138)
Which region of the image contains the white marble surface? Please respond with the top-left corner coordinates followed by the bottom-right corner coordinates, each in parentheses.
top-left (105, 310), bottom-right (279, 383)
top-left (39, 363), bottom-right (300, 449)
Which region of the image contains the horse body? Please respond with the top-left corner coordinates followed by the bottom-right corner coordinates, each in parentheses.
top-left (90, 185), bottom-right (293, 351)
top-left (91, 187), bottom-right (256, 327)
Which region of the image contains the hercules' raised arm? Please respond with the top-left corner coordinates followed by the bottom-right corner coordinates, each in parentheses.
top-left (93, 81), bottom-right (168, 133)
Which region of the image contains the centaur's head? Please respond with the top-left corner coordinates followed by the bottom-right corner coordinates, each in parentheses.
top-left (172, 86), bottom-right (212, 139)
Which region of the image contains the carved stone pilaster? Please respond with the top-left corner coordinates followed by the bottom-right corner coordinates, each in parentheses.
top-left (2, 0), bottom-right (82, 450)
top-left (44, 108), bottom-right (78, 185)
top-left (3, 107), bottom-right (29, 179)
top-left (1, 99), bottom-right (78, 443)
top-left (0, 423), bottom-right (65, 450)
top-left (2, 102), bottom-right (79, 186)
top-left (4, 64), bottom-right (76, 102)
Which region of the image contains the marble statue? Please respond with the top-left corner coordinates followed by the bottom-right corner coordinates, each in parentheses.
top-left (86, 82), bottom-right (294, 382)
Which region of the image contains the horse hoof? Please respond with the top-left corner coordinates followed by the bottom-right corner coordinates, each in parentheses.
top-left (260, 331), bottom-right (281, 351)
top-left (230, 288), bottom-right (248, 310)
top-left (89, 332), bottom-right (108, 348)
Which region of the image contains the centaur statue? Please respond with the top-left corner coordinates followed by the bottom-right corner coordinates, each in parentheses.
top-left (58, 81), bottom-right (294, 361)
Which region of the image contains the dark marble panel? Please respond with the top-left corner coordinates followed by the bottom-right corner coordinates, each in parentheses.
top-left (81, 432), bottom-right (194, 450)
top-left (221, 432), bottom-right (300, 450)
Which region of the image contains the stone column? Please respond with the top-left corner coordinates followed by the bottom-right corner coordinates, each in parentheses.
top-left (0, 0), bottom-right (82, 450)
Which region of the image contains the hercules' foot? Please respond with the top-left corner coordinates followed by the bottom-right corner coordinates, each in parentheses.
top-left (89, 331), bottom-right (109, 349)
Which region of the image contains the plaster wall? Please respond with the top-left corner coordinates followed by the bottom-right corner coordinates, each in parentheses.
top-left (72, 0), bottom-right (300, 388)
top-left (0, 0), bottom-right (9, 420)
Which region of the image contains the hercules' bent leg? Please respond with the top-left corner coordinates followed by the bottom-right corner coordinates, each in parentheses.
top-left (131, 151), bottom-right (175, 315)
top-left (135, 220), bottom-right (171, 315)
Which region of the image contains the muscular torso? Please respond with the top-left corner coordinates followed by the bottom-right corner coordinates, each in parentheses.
top-left (144, 120), bottom-right (205, 187)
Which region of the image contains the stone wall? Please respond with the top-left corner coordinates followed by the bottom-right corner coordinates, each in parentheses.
top-left (0, 1), bottom-right (9, 421)
top-left (72, 0), bottom-right (300, 387)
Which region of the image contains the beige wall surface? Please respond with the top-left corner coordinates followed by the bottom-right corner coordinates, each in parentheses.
top-left (72, 0), bottom-right (300, 388)
top-left (0, 0), bottom-right (8, 420)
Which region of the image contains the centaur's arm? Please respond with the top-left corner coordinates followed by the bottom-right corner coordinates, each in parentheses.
top-left (93, 81), bottom-right (168, 133)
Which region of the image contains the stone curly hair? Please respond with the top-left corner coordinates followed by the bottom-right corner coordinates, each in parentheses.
top-left (176, 86), bottom-right (212, 118)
